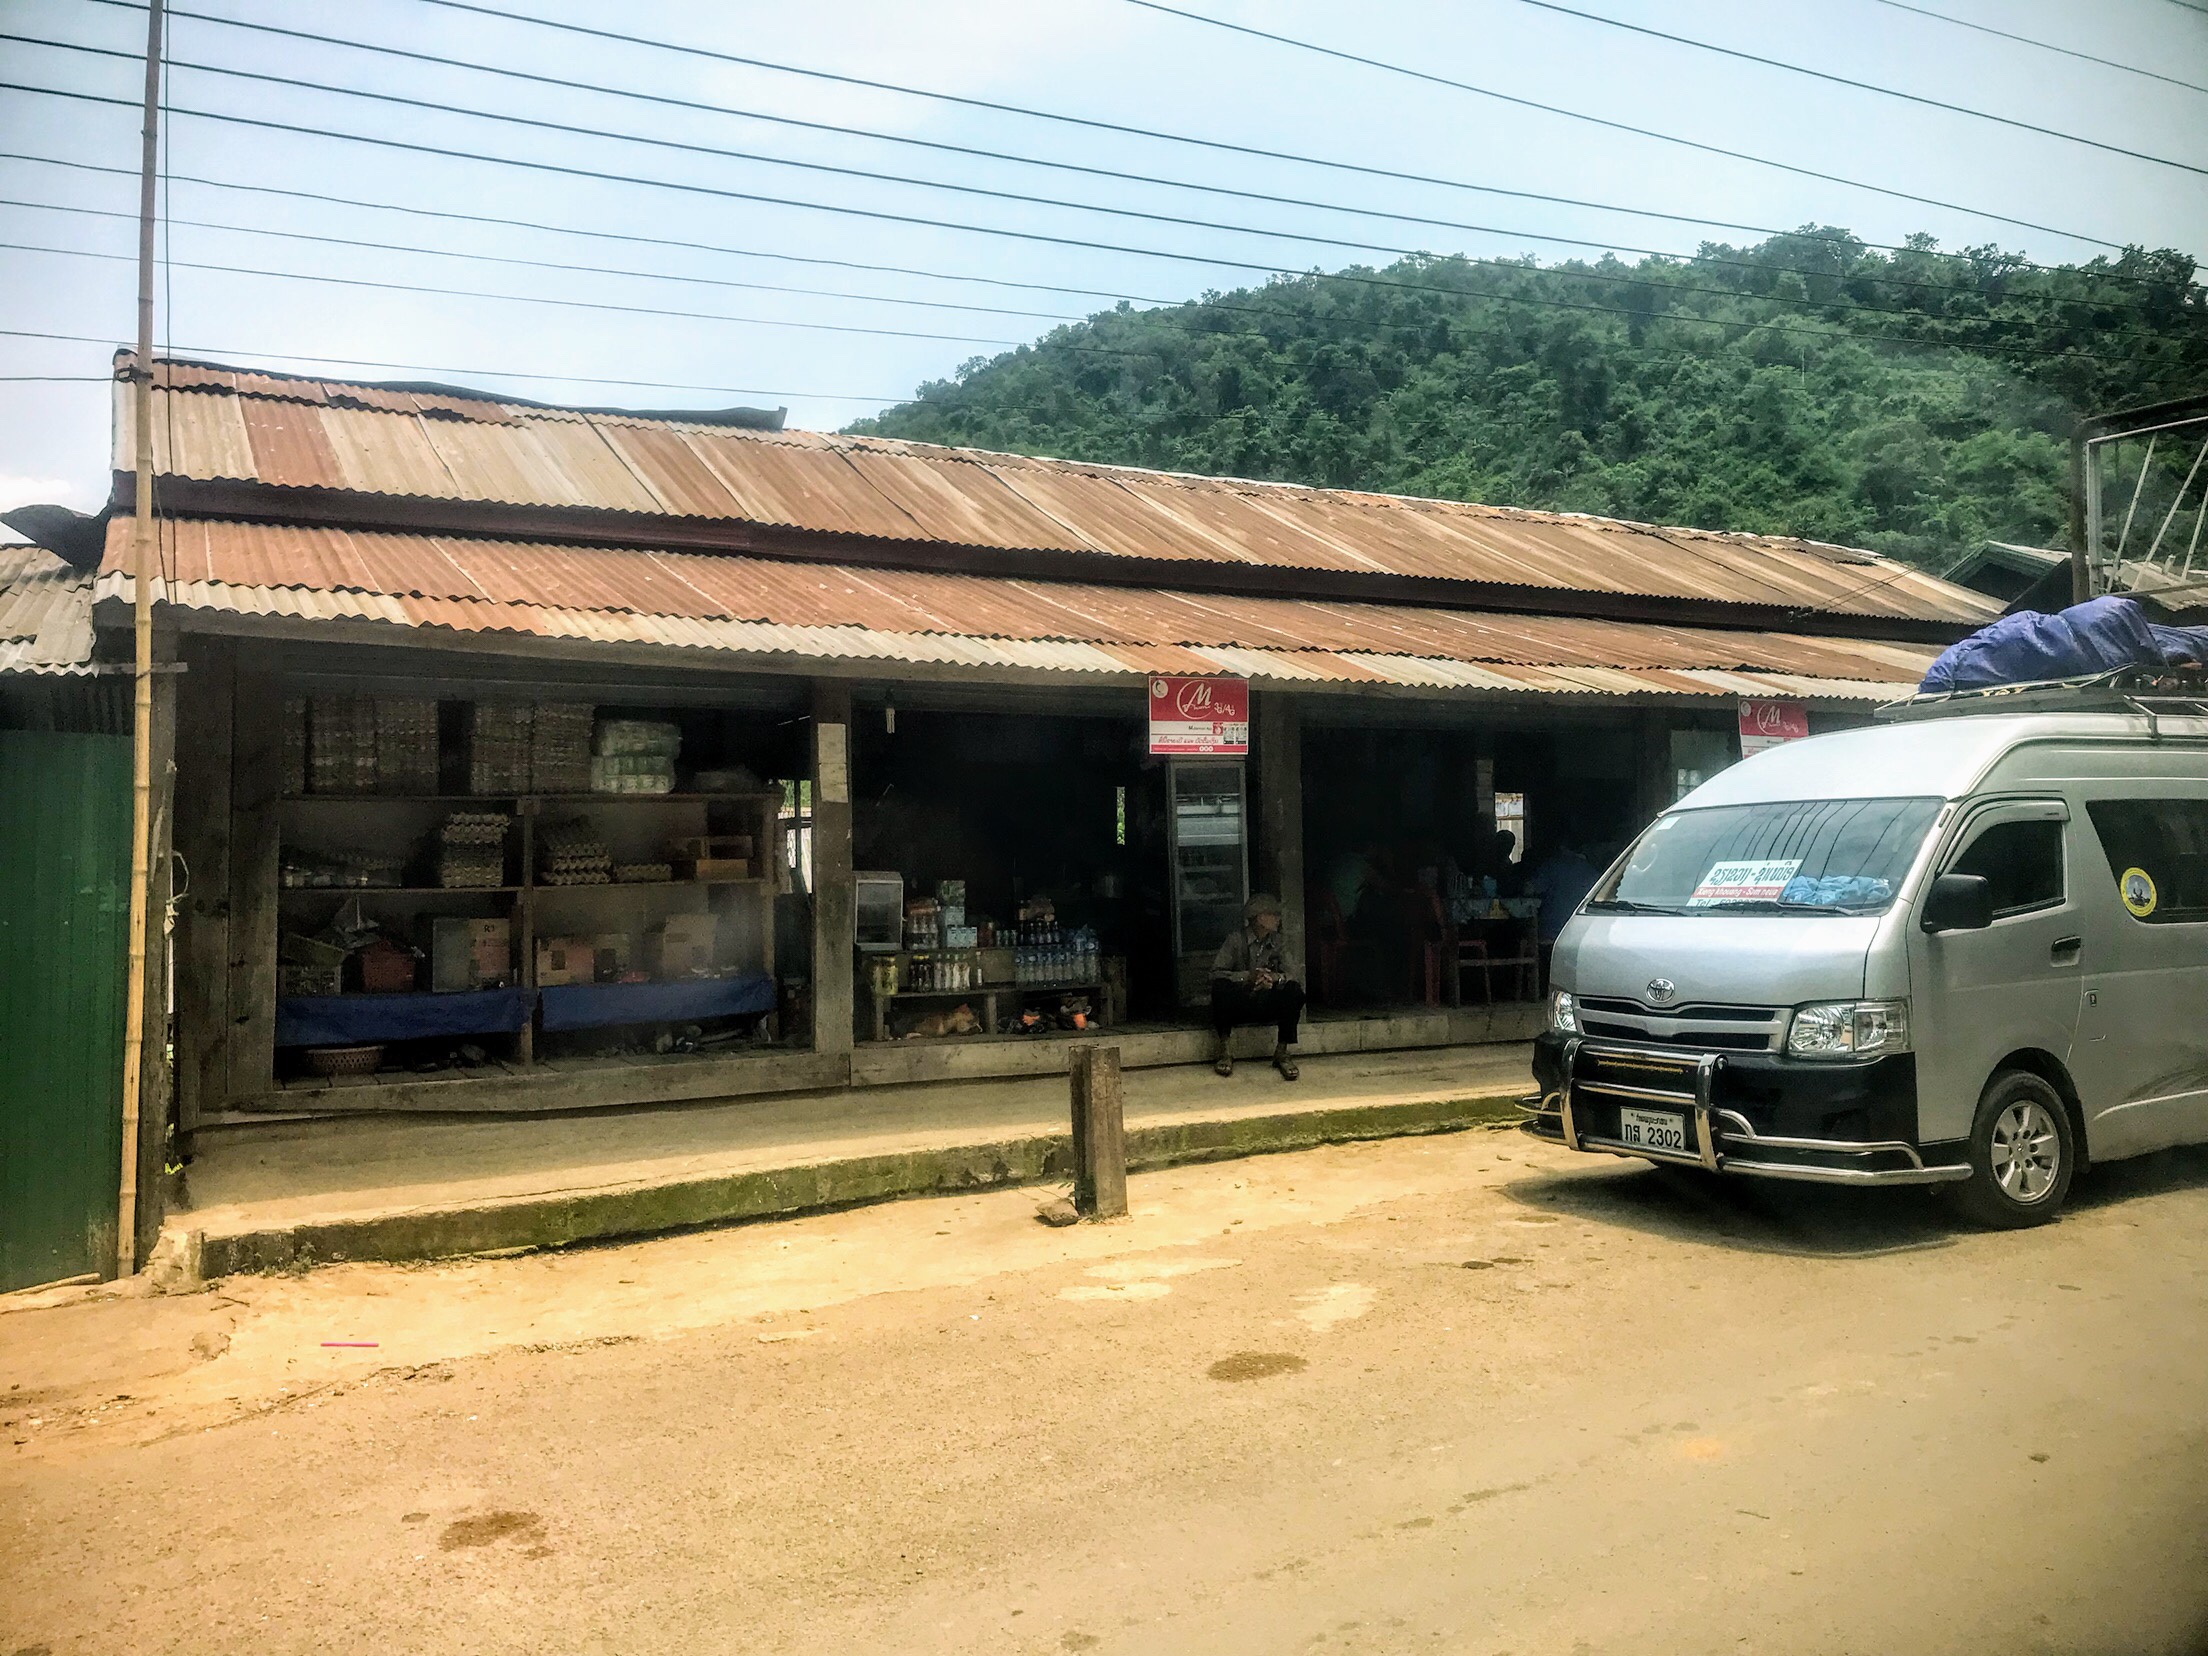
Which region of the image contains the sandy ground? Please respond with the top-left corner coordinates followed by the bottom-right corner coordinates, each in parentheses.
top-left (5, 1125), bottom-right (2207, 1655)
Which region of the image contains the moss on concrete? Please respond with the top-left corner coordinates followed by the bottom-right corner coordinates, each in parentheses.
top-left (196, 1092), bottom-right (1523, 1280)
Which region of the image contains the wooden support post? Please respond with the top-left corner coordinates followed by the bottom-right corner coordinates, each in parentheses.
top-left (1069, 1043), bottom-right (1127, 1219)
top-left (1632, 708), bottom-right (1670, 829)
top-left (173, 637), bottom-right (233, 1138)
top-left (809, 681), bottom-right (855, 1059)
top-left (226, 671), bottom-right (281, 1100)
top-left (1254, 693), bottom-right (1306, 987)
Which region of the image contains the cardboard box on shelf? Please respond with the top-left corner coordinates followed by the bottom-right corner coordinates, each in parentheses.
top-left (670, 835), bottom-right (754, 881)
top-left (425, 916), bottom-right (511, 992)
top-left (646, 913), bottom-right (718, 979)
top-left (534, 935), bottom-right (598, 987)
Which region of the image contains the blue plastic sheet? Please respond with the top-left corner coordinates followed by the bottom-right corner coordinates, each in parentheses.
top-left (276, 986), bottom-right (531, 1048)
top-left (1920, 596), bottom-right (2208, 693)
top-left (537, 974), bottom-right (775, 1032)
top-left (1778, 874), bottom-right (1893, 909)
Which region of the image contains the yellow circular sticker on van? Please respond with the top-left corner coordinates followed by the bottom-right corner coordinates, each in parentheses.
top-left (2121, 867), bottom-right (2158, 918)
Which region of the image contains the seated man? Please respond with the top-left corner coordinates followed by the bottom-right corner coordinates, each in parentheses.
top-left (1209, 893), bottom-right (1304, 1080)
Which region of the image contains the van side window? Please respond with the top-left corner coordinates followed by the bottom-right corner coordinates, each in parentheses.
top-left (2085, 799), bottom-right (2208, 925)
top-left (1950, 819), bottom-right (2064, 916)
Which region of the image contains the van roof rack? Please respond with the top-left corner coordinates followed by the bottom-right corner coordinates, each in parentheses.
top-left (1878, 666), bottom-right (2208, 728)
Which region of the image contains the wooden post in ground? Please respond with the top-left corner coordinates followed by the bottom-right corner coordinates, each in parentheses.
top-left (1069, 1044), bottom-right (1127, 1219)
top-left (808, 680), bottom-right (855, 1063)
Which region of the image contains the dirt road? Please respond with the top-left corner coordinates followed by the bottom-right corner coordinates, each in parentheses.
top-left (6, 1126), bottom-right (2206, 1655)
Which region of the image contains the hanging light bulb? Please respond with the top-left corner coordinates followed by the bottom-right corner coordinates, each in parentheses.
top-left (884, 690), bottom-right (897, 735)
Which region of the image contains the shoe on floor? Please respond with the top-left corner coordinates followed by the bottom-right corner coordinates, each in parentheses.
top-left (1214, 1054), bottom-right (1235, 1077)
top-left (1274, 1049), bottom-right (1299, 1080)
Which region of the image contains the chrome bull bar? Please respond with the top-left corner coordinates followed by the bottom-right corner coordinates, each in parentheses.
top-left (1518, 1037), bottom-right (1970, 1187)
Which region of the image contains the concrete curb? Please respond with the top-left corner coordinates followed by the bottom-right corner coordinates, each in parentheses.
top-left (190, 1091), bottom-right (1524, 1279)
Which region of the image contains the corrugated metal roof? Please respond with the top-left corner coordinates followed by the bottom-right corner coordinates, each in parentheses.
top-left (0, 545), bottom-right (97, 674)
top-left (101, 517), bottom-right (1934, 700)
top-left (116, 355), bottom-right (1999, 627)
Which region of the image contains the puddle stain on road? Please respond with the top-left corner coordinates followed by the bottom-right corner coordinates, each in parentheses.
top-left (438, 1510), bottom-right (547, 1553)
top-left (1209, 1352), bottom-right (1307, 1382)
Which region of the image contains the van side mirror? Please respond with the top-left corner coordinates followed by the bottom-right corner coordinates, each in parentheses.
top-left (1921, 872), bottom-right (1994, 933)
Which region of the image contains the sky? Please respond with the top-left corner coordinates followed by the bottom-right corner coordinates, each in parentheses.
top-left (0, 0), bottom-right (2204, 515)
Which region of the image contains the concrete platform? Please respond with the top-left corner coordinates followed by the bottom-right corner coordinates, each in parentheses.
top-left (168, 1042), bottom-right (1536, 1279)
top-left (233, 1003), bottom-right (1541, 1114)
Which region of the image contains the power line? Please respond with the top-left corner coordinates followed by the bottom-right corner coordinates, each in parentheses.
top-left (38, 34), bottom-right (1776, 279)
top-left (0, 196), bottom-right (1091, 326)
top-left (0, 156), bottom-right (2095, 345)
top-left (1114, 0), bottom-right (2129, 248)
top-left (0, 90), bottom-right (2135, 367)
top-left (1861, 0), bottom-right (2208, 97)
top-left (0, 238), bottom-right (1045, 350)
top-left (0, 152), bottom-right (1172, 310)
top-left (0, 327), bottom-right (905, 402)
top-left (198, 0), bottom-right (1805, 244)
top-left (89, 0), bottom-right (2140, 263)
top-left (8, 145), bottom-right (2167, 325)
top-left (52, 27), bottom-right (2096, 316)
top-left (83, 5), bottom-right (1806, 268)
top-left (1509, 0), bottom-right (2208, 174)
top-left (5, 69), bottom-right (2174, 355)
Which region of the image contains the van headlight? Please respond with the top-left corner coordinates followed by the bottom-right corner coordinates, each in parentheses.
top-left (1547, 989), bottom-right (1578, 1034)
top-left (1786, 999), bottom-right (1909, 1060)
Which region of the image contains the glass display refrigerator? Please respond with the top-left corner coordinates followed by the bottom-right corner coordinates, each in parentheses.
top-left (1166, 760), bottom-right (1249, 1007)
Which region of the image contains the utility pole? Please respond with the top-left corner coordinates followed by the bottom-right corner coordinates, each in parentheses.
top-left (117, 0), bottom-right (163, 1277)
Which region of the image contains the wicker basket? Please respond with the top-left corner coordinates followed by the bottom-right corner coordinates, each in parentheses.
top-left (306, 1043), bottom-right (385, 1077)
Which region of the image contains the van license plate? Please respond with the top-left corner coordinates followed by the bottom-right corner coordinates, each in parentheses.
top-left (1618, 1107), bottom-right (1688, 1154)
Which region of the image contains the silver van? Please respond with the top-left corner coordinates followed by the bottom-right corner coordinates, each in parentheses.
top-left (1522, 687), bottom-right (2208, 1226)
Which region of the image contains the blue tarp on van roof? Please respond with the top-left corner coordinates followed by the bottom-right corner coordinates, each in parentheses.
top-left (1919, 597), bottom-right (2208, 693)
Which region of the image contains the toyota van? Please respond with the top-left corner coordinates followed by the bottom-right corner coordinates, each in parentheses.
top-left (1521, 682), bottom-right (2208, 1226)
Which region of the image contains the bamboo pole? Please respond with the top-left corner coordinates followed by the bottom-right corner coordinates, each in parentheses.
top-left (117, 0), bottom-right (163, 1278)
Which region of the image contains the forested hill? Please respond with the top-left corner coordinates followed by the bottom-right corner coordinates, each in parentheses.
top-left (848, 229), bottom-right (2207, 570)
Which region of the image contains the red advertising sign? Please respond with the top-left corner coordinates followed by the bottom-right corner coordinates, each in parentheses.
top-left (1147, 675), bottom-right (1250, 755)
top-left (1738, 698), bottom-right (1810, 757)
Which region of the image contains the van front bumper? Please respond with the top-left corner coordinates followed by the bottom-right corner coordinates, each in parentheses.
top-left (1519, 1033), bottom-right (1971, 1187)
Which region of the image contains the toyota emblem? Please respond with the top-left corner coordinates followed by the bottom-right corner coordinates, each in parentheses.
top-left (1646, 978), bottom-right (1676, 1005)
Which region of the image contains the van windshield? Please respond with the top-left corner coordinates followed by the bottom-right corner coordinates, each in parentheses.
top-left (1589, 796), bottom-right (1945, 916)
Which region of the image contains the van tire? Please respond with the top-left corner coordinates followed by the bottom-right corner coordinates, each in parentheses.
top-left (1948, 1070), bottom-right (2075, 1229)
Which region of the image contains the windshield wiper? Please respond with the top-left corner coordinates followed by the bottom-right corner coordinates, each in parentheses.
top-left (1585, 898), bottom-right (1684, 916)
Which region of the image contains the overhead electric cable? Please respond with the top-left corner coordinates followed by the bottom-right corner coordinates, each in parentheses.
top-left (0, 227), bottom-right (2112, 366)
top-left (1114, 0), bottom-right (2128, 248)
top-left (0, 169), bottom-right (2077, 340)
top-left (9, 146), bottom-right (2164, 321)
top-left (1509, 0), bottom-right (2208, 174)
top-left (3, 60), bottom-right (2170, 339)
top-left (31, 31), bottom-right (2002, 301)
top-left (1861, 0), bottom-right (2208, 96)
top-left (0, 196), bottom-right (1090, 325)
top-left (0, 239), bottom-right (1044, 349)
top-left (87, 0), bottom-right (2137, 261)
top-left (0, 327), bottom-right (904, 401)
top-left (0, 93), bottom-right (2129, 367)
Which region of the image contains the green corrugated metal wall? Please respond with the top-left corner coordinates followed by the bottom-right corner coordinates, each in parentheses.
top-left (0, 730), bottom-right (129, 1290)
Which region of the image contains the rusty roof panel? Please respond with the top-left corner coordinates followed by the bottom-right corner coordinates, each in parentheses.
top-left (495, 416), bottom-right (667, 515)
top-left (314, 405), bottom-right (458, 499)
top-left (0, 545), bottom-right (95, 671)
top-left (595, 425), bottom-right (746, 520)
top-left (675, 431), bottom-right (922, 540)
top-left (122, 519), bottom-right (1937, 697)
top-left (836, 449), bottom-right (1096, 553)
top-left (116, 357), bottom-right (2002, 626)
top-left (112, 564), bottom-right (1926, 700)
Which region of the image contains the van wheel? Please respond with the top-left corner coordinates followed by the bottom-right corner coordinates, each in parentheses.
top-left (1948, 1070), bottom-right (2074, 1229)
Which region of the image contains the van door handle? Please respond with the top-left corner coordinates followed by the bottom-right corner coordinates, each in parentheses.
top-left (2050, 936), bottom-right (2082, 966)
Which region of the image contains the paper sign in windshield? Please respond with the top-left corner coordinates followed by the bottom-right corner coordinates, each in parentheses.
top-left (1689, 858), bottom-right (1803, 906)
